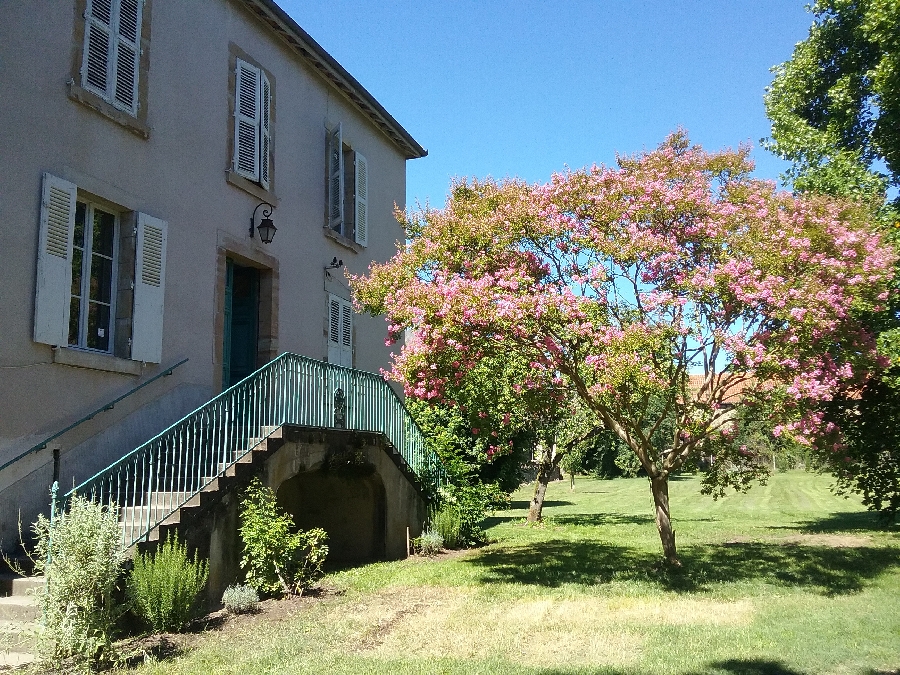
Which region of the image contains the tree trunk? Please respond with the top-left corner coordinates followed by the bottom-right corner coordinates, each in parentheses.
top-left (649, 474), bottom-right (679, 565)
top-left (527, 446), bottom-right (559, 523)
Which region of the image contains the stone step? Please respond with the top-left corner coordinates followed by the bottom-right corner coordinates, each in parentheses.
top-left (0, 574), bottom-right (44, 597)
top-left (0, 617), bottom-right (38, 667)
top-left (0, 595), bottom-right (39, 621)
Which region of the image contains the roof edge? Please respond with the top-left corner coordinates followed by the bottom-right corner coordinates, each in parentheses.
top-left (241, 0), bottom-right (428, 160)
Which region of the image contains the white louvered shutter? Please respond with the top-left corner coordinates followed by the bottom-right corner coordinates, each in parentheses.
top-left (354, 152), bottom-right (368, 247)
top-left (327, 295), bottom-right (341, 364)
top-left (34, 174), bottom-right (77, 346)
top-left (259, 73), bottom-right (271, 190)
top-left (83, 0), bottom-right (113, 98)
top-left (132, 213), bottom-right (167, 362)
top-left (328, 125), bottom-right (344, 232)
top-left (112, 0), bottom-right (141, 114)
top-left (234, 59), bottom-right (261, 182)
top-left (340, 300), bottom-right (353, 367)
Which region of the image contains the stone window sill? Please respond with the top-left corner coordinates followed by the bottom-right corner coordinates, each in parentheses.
top-left (226, 170), bottom-right (277, 203)
top-left (67, 83), bottom-right (150, 139)
top-left (53, 347), bottom-right (142, 376)
top-left (324, 227), bottom-right (362, 253)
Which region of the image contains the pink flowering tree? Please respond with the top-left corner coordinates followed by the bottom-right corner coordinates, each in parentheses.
top-left (352, 132), bottom-right (895, 565)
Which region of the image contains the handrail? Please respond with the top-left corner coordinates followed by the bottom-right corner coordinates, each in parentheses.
top-left (63, 353), bottom-right (445, 548)
top-left (0, 358), bottom-right (189, 475)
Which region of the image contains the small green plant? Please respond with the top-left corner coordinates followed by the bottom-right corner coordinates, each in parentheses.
top-left (239, 478), bottom-right (329, 596)
top-left (429, 504), bottom-right (461, 549)
top-left (433, 482), bottom-right (508, 547)
top-left (127, 533), bottom-right (209, 633)
top-left (221, 584), bottom-right (260, 614)
top-left (412, 530), bottom-right (444, 556)
top-left (31, 494), bottom-right (125, 668)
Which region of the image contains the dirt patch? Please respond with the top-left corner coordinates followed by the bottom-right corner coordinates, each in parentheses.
top-left (779, 533), bottom-right (872, 548)
top-left (345, 586), bottom-right (753, 668)
top-left (725, 533), bottom-right (873, 548)
top-left (406, 547), bottom-right (478, 563)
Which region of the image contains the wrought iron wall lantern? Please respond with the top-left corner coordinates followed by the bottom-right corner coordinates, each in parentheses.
top-left (250, 201), bottom-right (277, 243)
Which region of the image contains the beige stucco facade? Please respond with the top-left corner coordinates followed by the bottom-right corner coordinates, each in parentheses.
top-left (0, 0), bottom-right (425, 549)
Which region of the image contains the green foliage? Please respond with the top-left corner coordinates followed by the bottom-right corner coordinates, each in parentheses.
top-left (429, 504), bottom-right (461, 549)
top-left (764, 0), bottom-right (900, 204)
top-left (407, 386), bottom-right (531, 495)
top-left (823, 375), bottom-right (900, 521)
top-left (127, 534), bottom-right (209, 632)
top-left (412, 530), bottom-right (444, 556)
top-left (765, 1), bottom-right (900, 519)
top-left (434, 482), bottom-right (508, 547)
top-left (239, 478), bottom-right (329, 596)
top-left (31, 494), bottom-right (125, 667)
top-left (221, 584), bottom-right (260, 615)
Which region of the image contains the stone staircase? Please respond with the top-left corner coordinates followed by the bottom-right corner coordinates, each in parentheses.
top-left (0, 564), bottom-right (42, 668)
top-left (124, 425), bottom-right (286, 549)
top-left (0, 423), bottom-right (426, 667)
top-left (122, 423), bottom-right (423, 552)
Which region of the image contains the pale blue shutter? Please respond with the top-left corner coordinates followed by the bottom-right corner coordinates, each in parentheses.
top-left (132, 213), bottom-right (167, 362)
top-left (234, 59), bottom-right (261, 182)
top-left (328, 125), bottom-right (344, 232)
top-left (34, 174), bottom-right (77, 346)
top-left (354, 152), bottom-right (368, 246)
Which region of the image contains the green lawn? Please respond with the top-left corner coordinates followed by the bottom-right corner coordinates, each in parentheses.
top-left (126, 472), bottom-right (900, 675)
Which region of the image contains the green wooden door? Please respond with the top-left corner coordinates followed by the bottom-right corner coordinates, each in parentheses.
top-left (223, 260), bottom-right (259, 389)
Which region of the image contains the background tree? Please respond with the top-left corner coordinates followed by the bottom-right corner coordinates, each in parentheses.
top-left (406, 342), bottom-right (592, 523)
top-left (353, 132), bottom-right (894, 564)
top-left (765, 0), bottom-right (900, 520)
top-left (764, 0), bottom-right (899, 207)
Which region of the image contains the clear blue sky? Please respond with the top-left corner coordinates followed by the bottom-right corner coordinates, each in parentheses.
top-left (281, 1), bottom-right (814, 209)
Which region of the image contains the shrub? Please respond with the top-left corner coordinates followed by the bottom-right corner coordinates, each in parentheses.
top-left (127, 534), bottom-right (209, 632)
top-left (239, 478), bottom-right (329, 596)
top-left (221, 584), bottom-right (259, 614)
top-left (31, 494), bottom-right (125, 667)
top-left (412, 530), bottom-right (444, 556)
top-left (429, 504), bottom-right (461, 549)
top-left (433, 482), bottom-right (507, 547)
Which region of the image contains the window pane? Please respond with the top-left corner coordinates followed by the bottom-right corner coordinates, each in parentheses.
top-left (71, 248), bottom-right (83, 296)
top-left (87, 302), bottom-right (110, 351)
top-left (92, 208), bottom-right (115, 257)
top-left (90, 253), bottom-right (113, 303)
top-left (74, 202), bottom-right (86, 249)
top-left (68, 297), bottom-right (81, 346)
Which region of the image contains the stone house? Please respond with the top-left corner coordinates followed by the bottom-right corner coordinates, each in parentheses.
top-left (0, 0), bottom-right (430, 562)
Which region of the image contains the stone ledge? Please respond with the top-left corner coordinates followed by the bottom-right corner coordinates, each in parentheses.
top-left (323, 227), bottom-right (362, 253)
top-left (52, 347), bottom-right (142, 376)
top-left (225, 169), bottom-right (277, 203)
top-left (67, 83), bottom-right (150, 139)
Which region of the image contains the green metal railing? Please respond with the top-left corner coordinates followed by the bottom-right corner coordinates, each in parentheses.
top-left (0, 358), bottom-right (189, 478)
top-left (62, 353), bottom-right (444, 548)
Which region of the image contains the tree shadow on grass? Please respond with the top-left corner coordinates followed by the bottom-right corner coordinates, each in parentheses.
top-left (687, 659), bottom-right (808, 675)
top-left (552, 513), bottom-right (655, 527)
top-left (464, 537), bottom-right (899, 594)
top-left (507, 500), bottom-right (575, 511)
top-left (782, 510), bottom-right (899, 534)
top-left (498, 657), bottom-right (821, 674)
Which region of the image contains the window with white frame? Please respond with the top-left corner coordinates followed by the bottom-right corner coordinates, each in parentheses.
top-left (34, 173), bottom-right (168, 363)
top-left (69, 201), bottom-right (118, 351)
top-left (327, 294), bottom-right (353, 367)
top-left (81, 0), bottom-right (143, 116)
top-left (327, 124), bottom-right (368, 247)
top-left (233, 58), bottom-right (272, 189)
